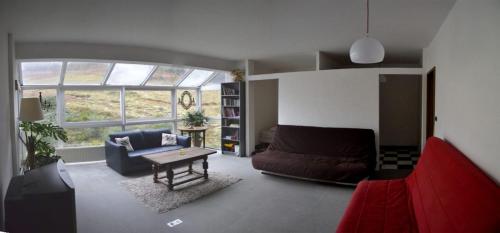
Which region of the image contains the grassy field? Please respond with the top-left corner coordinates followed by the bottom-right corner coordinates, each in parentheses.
top-left (23, 88), bottom-right (222, 148)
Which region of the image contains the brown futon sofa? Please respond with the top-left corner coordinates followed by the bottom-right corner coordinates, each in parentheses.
top-left (252, 125), bottom-right (376, 184)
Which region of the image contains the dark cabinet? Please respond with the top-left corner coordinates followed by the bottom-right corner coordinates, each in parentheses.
top-left (4, 160), bottom-right (77, 233)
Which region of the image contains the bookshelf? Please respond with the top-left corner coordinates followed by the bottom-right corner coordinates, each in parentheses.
top-left (221, 82), bottom-right (246, 156)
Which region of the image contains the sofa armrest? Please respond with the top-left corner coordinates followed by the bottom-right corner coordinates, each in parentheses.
top-left (177, 135), bottom-right (191, 148)
top-left (105, 140), bottom-right (128, 159)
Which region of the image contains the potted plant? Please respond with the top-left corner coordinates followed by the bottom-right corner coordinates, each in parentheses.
top-left (183, 110), bottom-right (208, 128)
top-left (231, 69), bottom-right (245, 82)
top-left (20, 121), bottom-right (68, 170)
top-left (183, 111), bottom-right (208, 147)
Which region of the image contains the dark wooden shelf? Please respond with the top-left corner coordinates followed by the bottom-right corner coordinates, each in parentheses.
top-left (221, 82), bottom-right (245, 156)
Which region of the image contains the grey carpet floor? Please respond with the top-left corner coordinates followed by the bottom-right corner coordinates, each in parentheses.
top-left (66, 154), bottom-right (354, 233)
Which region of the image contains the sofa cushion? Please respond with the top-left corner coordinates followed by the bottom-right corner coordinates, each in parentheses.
top-left (142, 128), bottom-right (172, 148)
top-left (128, 145), bottom-right (183, 158)
top-left (405, 137), bottom-right (500, 233)
top-left (336, 179), bottom-right (418, 233)
top-left (252, 149), bottom-right (370, 183)
top-left (114, 136), bottom-right (134, 151)
top-left (109, 131), bottom-right (146, 150)
top-left (161, 133), bottom-right (177, 146)
top-left (269, 125), bottom-right (376, 170)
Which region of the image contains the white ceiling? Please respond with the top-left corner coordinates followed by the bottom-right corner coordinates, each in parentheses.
top-left (2, 0), bottom-right (456, 66)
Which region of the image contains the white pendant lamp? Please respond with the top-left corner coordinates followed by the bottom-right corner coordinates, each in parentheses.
top-left (350, 0), bottom-right (384, 64)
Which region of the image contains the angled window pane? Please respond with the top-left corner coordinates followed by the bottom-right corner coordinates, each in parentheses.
top-left (64, 90), bottom-right (121, 122)
top-left (125, 90), bottom-right (172, 120)
top-left (201, 72), bottom-right (231, 91)
top-left (178, 69), bottom-right (214, 87)
top-left (146, 65), bottom-right (191, 86)
top-left (106, 63), bottom-right (154, 86)
top-left (64, 62), bottom-right (110, 85)
top-left (21, 62), bottom-right (62, 85)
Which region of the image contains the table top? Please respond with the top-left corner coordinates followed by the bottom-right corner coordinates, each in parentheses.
top-left (178, 126), bottom-right (209, 132)
top-left (142, 147), bottom-right (216, 165)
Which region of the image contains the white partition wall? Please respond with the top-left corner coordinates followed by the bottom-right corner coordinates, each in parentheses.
top-left (246, 68), bottom-right (422, 163)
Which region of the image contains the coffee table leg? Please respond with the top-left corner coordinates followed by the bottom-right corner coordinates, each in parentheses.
top-left (189, 162), bottom-right (193, 174)
top-left (153, 164), bottom-right (159, 183)
top-left (202, 157), bottom-right (208, 179)
top-left (166, 166), bottom-right (174, 191)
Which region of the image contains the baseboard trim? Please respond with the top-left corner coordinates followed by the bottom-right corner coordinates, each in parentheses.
top-left (260, 171), bottom-right (360, 187)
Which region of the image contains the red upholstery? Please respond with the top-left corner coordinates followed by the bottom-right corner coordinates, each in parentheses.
top-left (336, 179), bottom-right (418, 233)
top-left (336, 137), bottom-right (500, 233)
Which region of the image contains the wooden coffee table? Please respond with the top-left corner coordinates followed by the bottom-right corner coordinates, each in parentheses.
top-left (142, 147), bottom-right (216, 191)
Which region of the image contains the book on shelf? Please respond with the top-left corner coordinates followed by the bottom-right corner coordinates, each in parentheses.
top-left (222, 98), bottom-right (240, 106)
top-left (222, 87), bottom-right (239, 95)
top-left (223, 108), bottom-right (240, 117)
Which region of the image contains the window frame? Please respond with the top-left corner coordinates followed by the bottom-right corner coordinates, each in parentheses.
top-left (17, 58), bottom-right (225, 148)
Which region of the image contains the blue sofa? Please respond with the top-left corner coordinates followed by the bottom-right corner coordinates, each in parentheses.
top-left (105, 128), bottom-right (191, 175)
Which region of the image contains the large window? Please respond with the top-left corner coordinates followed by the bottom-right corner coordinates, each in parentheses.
top-left (64, 90), bottom-right (121, 122)
top-left (125, 90), bottom-right (172, 120)
top-left (18, 59), bottom-right (228, 149)
top-left (65, 127), bottom-right (122, 147)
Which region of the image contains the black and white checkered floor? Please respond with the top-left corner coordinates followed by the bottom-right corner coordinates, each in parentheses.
top-left (379, 146), bottom-right (420, 170)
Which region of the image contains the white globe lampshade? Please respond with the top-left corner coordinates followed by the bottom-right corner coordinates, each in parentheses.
top-left (349, 37), bottom-right (385, 64)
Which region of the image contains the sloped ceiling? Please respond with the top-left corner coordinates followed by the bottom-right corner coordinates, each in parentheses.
top-left (2, 0), bottom-right (456, 66)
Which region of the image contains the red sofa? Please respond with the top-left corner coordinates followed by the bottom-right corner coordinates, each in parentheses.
top-left (336, 137), bottom-right (500, 233)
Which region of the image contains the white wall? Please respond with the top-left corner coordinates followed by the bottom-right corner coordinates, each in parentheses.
top-left (247, 68), bottom-right (422, 157)
top-left (247, 80), bottom-right (278, 153)
top-left (0, 33), bottom-right (13, 230)
top-left (422, 0), bottom-right (500, 182)
top-left (278, 69), bottom-right (379, 132)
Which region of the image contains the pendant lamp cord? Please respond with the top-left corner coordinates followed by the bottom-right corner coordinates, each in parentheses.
top-left (366, 0), bottom-right (370, 36)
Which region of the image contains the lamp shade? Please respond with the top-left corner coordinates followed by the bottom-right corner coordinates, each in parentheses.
top-left (19, 97), bottom-right (44, 122)
top-left (349, 36), bottom-right (385, 64)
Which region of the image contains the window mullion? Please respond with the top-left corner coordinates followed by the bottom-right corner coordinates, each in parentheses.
top-left (101, 63), bottom-right (115, 85)
top-left (59, 61), bottom-right (67, 86)
top-left (121, 86), bottom-right (126, 131)
top-left (200, 72), bottom-right (218, 87)
top-left (197, 88), bottom-right (202, 111)
top-left (175, 69), bottom-right (194, 87)
top-left (140, 65), bottom-right (158, 86)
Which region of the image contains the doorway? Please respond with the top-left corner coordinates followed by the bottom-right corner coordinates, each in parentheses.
top-left (248, 79), bottom-right (279, 155)
top-left (379, 74), bottom-right (422, 170)
top-left (426, 67), bottom-right (436, 139)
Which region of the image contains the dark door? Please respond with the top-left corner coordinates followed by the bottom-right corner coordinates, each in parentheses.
top-left (426, 67), bottom-right (436, 139)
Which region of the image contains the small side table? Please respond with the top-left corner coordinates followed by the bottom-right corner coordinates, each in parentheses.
top-left (178, 126), bottom-right (208, 148)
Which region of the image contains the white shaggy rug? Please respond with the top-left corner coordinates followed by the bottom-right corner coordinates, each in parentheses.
top-left (120, 172), bottom-right (241, 213)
